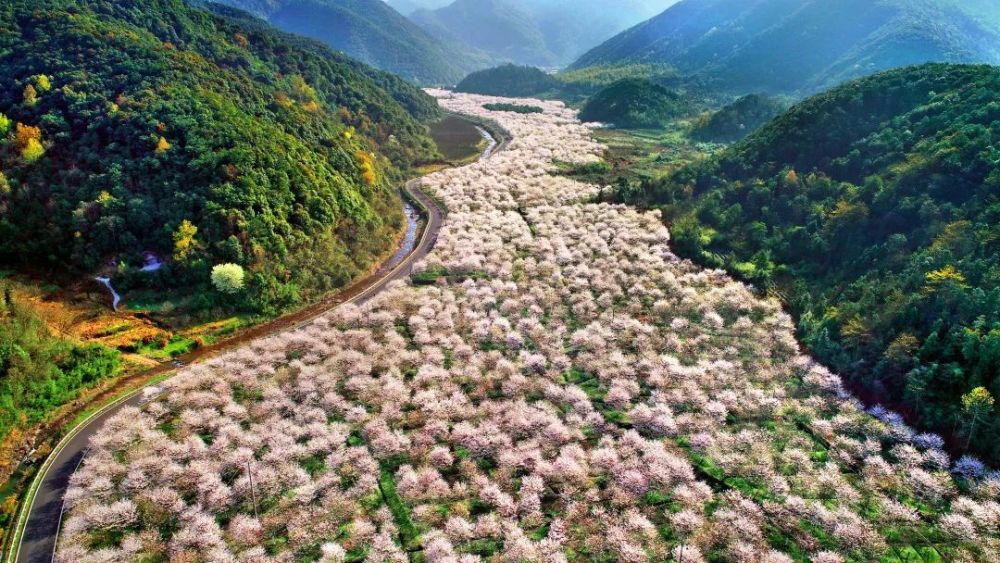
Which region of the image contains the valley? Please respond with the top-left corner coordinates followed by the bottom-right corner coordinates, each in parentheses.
top-left (43, 92), bottom-right (999, 562)
top-left (0, 1), bottom-right (998, 561)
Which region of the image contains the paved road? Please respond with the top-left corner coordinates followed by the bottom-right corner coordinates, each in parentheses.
top-left (12, 134), bottom-right (486, 561)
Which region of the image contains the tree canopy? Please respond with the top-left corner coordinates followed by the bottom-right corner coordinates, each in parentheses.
top-left (0, 0), bottom-right (442, 315)
top-left (631, 63), bottom-right (1000, 463)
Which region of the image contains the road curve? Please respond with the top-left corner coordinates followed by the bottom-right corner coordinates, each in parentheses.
top-left (13, 126), bottom-right (501, 563)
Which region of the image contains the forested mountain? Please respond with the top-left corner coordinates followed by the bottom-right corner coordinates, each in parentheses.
top-left (411, 0), bottom-right (554, 67)
top-left (571, 0), bottom-right (1000, 95)
top-left (632, 64), bottom-right (1000, 463)
top-left (208, 0), bottom-right (486, 84)
top-left (455, 64), bottom-right (561, 97)
top-left (690, 94), bottom-right (788, 143)
top-left (579, 78), bottom-right (688, 129)
top-left (412, 0), bottom-right (677, 68)
top-left (0, 0), bottom-right (441, 314)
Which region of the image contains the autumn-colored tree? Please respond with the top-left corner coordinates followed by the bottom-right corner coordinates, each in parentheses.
top-left (16, 123), bottom-right (44, 162)
top-left (961, 387), bottom-right (995, 448)
top-left (22, 84), bottom-right (37, 106)
top-left (0, 113), bottom-right (10, 134)
top-left (172, 219), bottom-right (199, 261)
top-left (923, 265), bottom-right (968, 293)
top-left (156, 136), bottom-right (171, 153)
top-left (358, 151), bottom-right (377, 186)
top-left (34, 74), bottom-right (52, 92)
top-left (15, 122), bottom-right (40, 148)
top-left (290, 74), bottom-right (318, 104)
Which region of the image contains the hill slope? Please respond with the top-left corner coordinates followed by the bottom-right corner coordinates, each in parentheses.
top-left (413, 0), bottom-right (678, 67)
top-left (635, 64), bottom-right (1000, 462)
top-left (411, 0), bottom-right (554, 67)
top-left (571, 0), bottom-right (1000, 95)
top-left (579, 78), bottom-right (687, 129)
top-left (210, 0), bottom-right (483, 84)
top-left (0, 0), bottom-right (440, 314)
top-left (454, 64), bottom-right (561, 97)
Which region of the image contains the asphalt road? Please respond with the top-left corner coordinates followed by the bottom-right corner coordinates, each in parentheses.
top-left (11, 129), bottom-right (490, 562)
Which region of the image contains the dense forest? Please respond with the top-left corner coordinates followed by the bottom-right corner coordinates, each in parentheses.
top-left (0, 288), bottom-right (121, 471)
top-left (690, 93), bottom-right (787, 143)
top-left (0, 0), bottom-right (442, 317)
top-left (455, 64), bottom-right (560, 97)
top-left (207, 0), bottom-right (488, 85)
top-left (579, 78), bottom-right (688, 129)
top-left (629, 64), bottom-right (1000, 463)
top-left (570, 0), bottom-right (1000, 96)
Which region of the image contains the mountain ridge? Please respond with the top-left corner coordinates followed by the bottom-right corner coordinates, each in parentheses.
top-left (571, 0), bottom-right (1000, 95)
top-left (209, 0), bottom-right (484, 84)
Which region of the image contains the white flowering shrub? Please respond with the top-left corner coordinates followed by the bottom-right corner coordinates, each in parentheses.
top-left (57, 92), bottom-right (998, 562)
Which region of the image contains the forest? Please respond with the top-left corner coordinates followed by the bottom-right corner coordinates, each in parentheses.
top-left (579, 78), bottom-right (688, 129)
top-left (0, 0), bottom-right (441, 318)
top-left (0, 288), bottom-right (121, 472)
top-left (629, 64), bottom-right (1000, 464)
top-left (690, 94), bottom-right (788, 143)
top-left (455, 64), bottom-right (561, 97)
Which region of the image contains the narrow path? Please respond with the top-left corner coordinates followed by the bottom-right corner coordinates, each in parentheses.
top-left (11, 125), bottom-right (502, 563)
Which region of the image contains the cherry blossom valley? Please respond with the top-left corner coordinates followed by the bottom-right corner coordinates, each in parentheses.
top-left (56, 92), bottom-right (999, 562)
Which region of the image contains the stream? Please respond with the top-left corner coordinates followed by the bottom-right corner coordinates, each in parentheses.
top-left (476, 125), bottom-right (498, 160)
top-left (94, 277), bottom-right (121, 311)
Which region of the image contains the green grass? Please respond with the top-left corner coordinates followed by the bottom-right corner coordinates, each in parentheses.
top-left (378, 463), bottom-right (420, 551)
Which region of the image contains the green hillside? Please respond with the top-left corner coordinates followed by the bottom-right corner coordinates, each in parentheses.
top-left (454, 64), bottom-right (560, 97)
top-left (571, 0), bottom-right (1000, 95)
top-left (0, 0), bottom-right (441, 315)
top-left (690, 93), bottom-right (787, 142)
top-left (579, 78), bottom-right (688, 129)
top-left (209, 0), bottom-right (485, 84)
top-left (632, 64), bottom-right (1000, 463)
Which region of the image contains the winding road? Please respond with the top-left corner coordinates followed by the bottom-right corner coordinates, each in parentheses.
top-left (11, 124), bottom-right (502, 563)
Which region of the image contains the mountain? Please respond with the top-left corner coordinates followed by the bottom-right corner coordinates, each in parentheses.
top-left (571, 0), bottom-right (1000, 95)
top-left (209, 0), bottom-right (484, 84)
top-left (455, 64), bottom-right (561, 97)
top-left (383, 0), bottom-right (450, 15)
top-left (634, 63), bottom-right (1000, 463)
top-left (578, 78), bottom-right (688, 129)
top-left (516, 0), bottom-right (679, 65)
top-left (411, 0), bottom-right (555, 67)
top-left (0, 0), bottom-right (441, 314)
top-left (412, 0), bottom-right (678, 68)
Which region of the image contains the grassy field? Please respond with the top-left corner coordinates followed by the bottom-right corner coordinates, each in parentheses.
top-left (429, 115), bottom-right (487, 163)
top-left (557, 121), bottom-right (720, 196)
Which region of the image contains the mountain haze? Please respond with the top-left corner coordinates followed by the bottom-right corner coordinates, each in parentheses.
top-left (209, 0), bottom-right (485, 84)
top-left (571, 0), bottom-right (1000, 95)
top-left (413, 0), bottom-right (678, 67)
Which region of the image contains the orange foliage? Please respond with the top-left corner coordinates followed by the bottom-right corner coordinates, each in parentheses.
top-left (15, 122), bottom-right (41, 150)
